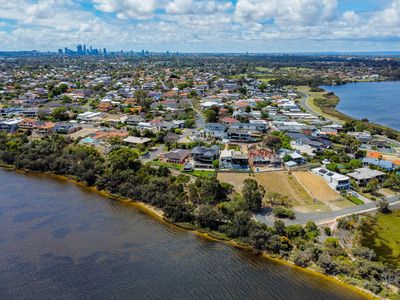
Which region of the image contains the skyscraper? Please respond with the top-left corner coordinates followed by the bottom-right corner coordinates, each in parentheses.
top-left (83, 44), bottom-right (86, 53)
top-left (77, 44), bottom-right (83, 54)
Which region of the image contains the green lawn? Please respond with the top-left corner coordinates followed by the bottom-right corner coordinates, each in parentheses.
top-left (346, 195), bottom-right (364, 205)
top-left (150, 160), bottom-right (184, 170)
top-left (185, 170), bottom-right (216, 178)
top-left (362, 210), bottom-right (400, 267)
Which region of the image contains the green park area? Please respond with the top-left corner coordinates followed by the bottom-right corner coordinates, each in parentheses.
top-left (362, 210), bottom-right (400, 267)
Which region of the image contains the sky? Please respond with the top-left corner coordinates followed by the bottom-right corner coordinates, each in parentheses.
top-left (0, 0), bottom-right (400, 53)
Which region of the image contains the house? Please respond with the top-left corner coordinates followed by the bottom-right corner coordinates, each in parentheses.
top-left (362, 158), bottom-right (397, 171)
top-left (248, 148), bottom-right (282, 168)
top-left (138, 122), bottom-right (158, 132)
top-left (191, 145), bottom-right (220, 168)
top-left (18, 118), bottom-right (37, 130)
top-left (161, 149), bottom-right (191, 164)
top-left (230, 121), bottom-right (268, 133)
top-left (204, 123), bottom-right (227, 138)
top-left (55, 122), bottom-right (81, 134)
top-left (288, 151), bottom-right (306, 165)
top-left (347, 167), bottom-right (386, 186)
top-left (221, 116), bottom-right (240, 125)
top-left (0, 118), bottom-right (22, 133)
top-left (348, 131), bottom-right (372, 143)
top-left (227, 129), bottom-right (255, 142)
top-left (312, 167), bottom-right (351, 191)
top-left (219, 149), bottom-right (249, 170)
top-left (34, 122), bottom-right (55, 137)
top-left (77, 111), bottom-right (102, 123)
top-left (126, 116), bottom-right (144, 126)
top-left (123, 136), bottom-right (152, 146)
top-left (274, 121), bottom-right (308, 133)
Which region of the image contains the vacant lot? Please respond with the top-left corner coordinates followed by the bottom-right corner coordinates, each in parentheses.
top-left (255, 172), bottom-right (314, 205)
top-left (293, 171), bottom-right (354, 210)
top-left (218, 171), bottom-right (333, 213)
top-left (217, 172), bottom-right (253, 192)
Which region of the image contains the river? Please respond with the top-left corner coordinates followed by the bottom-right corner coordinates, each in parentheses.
top-left (0, 169), bottom-right (367, 300)
top-left (322, 81), bottom-right (400, 130)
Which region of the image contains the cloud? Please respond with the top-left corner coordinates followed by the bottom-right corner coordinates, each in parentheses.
top-left (0, 0), bottom-right (400, 52)
top-left (234, 0), bottom-right (337, 26)
top-left (92, 0), bottom-right (158, 19)
top-left (165, 0), bottom-right (232, 15)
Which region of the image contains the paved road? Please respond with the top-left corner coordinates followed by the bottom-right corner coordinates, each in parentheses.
top-left (374, 135), bottom-right (400, 147)
top-left (297, 90), bottom-right (341, 124)
top-left (254, 195), bottom-right (400, 226)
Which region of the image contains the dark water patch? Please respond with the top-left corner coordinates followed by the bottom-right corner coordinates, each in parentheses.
top-left (13, 211), bottom-right (50, 223)
top-left (0, 169), bottom-right (367, 300)
top-left (52, 227), bottom-right (70, 239)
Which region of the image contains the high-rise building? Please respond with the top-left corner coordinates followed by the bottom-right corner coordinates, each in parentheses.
top-left (103, 48), bottom-right (107, 54)
top-left (58, 49), bottom-right (63, 54)
top-left (77, 44), bottom-right (83, 53)
top-left (83, 44), bottom-right (86, 53)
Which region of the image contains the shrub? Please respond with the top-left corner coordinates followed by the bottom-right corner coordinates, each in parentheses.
top-left (273, 206), bottom-right (295, 219)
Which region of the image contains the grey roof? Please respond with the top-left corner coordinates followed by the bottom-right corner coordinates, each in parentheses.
top-left (347, 167), bottom-right (386, 180)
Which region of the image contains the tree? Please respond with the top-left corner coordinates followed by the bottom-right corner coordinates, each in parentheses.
top-left (52, 106), bottom-right (69, 121)
top-left (376, 199), bottom-right (391, 214)
top-left (365, 178), bottom-right (379, 193)
top-left (317, 253), bottom-right (337, 275)
top-left (263, 135), bottom-right (282, 152)
top-left (204, 109), bottom-right (218, 123)
top-left (108, 147), bottom-right (140, 172)
top-left (242, 179), bottom-right (265, 212)
top-left (265, 192), bottom-right (292, 207)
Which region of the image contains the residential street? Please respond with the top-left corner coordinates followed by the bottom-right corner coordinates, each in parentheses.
top-left (254, 195), bottom-right (400, 226)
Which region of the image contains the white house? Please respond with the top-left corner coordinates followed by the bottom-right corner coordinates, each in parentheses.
top-left (312, 167), bottom-right (351, 191)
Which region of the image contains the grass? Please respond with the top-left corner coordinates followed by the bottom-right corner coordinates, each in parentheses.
top-left (345, 195), bottom-right (364, 205)
top-left (296, 85), bottom-right (351, 124)
top-left (151, 160), bottom-right (184, 170)
top-left (186, 170), bottom-right (216, 178)
top-left (227, 144), bottom-right (240, 151)
top-left (362, 210), bottom-right (400, 267)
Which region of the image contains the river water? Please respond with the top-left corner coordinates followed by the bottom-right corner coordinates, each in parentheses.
top-left (322, 81), bottom-right (400, 130)
top-left (0, 169), bottom-right (367, 300)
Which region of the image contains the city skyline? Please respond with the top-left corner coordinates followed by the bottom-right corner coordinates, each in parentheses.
top-left (1, 0), bottom-right (400, 53)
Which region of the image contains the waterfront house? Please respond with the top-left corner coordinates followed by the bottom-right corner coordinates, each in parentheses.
top-left (312, 167), bottom-right (351, 191)
top-left (347, 167), bottom-right (386, 186)
top-left (219, 149), bottom-right (249, 170)
top-left (191, 145), bottom-right (220, 168)
top-left (161, 149), bottom-right (191, 164)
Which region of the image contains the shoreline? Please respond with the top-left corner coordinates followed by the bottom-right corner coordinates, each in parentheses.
top-left (297, 84), bottom-right (400, 140)
top-left (0, 164), bottom-right (377, 300)
top-left (322, 81), bottom-right (400, 132)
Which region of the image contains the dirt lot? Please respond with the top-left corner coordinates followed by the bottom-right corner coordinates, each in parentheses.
top-left (218, 171), bottom-right (334, 213)
top-left (293, 171), bottom-right (354, 210)
top-left (217, 172), bottom-right (253, 192)
top-left (255, 171), bottom-right (313, 205)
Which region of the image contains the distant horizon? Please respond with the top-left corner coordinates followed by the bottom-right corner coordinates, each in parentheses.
top-left (2, 49), bottom-right (400, 56)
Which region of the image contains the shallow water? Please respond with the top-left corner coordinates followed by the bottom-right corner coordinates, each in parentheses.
top-left (322, 81), bottom-right (400, 130)
top-left (0, 169), bottom-right (367, 299)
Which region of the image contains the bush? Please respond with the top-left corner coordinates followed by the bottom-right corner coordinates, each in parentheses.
top-left (292, 250), bottom-right (311, 267)
top-left (273, 206), bottom-right (295, 219)
top-left (376, 199), bottom-right (391, 214)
